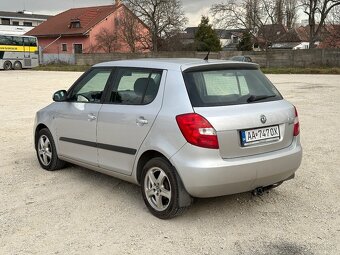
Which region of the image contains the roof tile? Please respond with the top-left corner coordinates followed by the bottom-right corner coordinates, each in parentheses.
top-left (26, 5), bottom-right (120, 37)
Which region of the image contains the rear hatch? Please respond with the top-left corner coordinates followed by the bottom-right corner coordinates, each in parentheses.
top-left (182, 63), bottom-right (295, 159)
top-left (194, 101), bottom-right (294, 158)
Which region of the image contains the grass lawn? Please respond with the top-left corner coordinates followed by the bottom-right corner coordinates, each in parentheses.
top-left (33, 64), bottom-right (91, 72)
top-left (261, 67), bottom-right (340, 74)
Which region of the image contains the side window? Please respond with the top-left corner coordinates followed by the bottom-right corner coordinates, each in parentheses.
top-left (12, 36), bottom-right (23, 46)
top-left (69, 69), bottom-right (112, 103)
top-left (29, 37), bottom-right (37, 47)
top-left (108, 68), bottom-right (162, 105)
top-left (0, 36), bottom-right (13, 45)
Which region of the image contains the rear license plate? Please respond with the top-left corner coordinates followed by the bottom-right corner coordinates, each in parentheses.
top-left (241, 125), bottom-right (280, 146)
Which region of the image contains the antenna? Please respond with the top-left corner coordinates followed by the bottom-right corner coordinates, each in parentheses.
top-left (204, 51), bottom-right (210, 61)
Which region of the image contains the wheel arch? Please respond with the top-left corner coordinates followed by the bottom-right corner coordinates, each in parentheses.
top-left (136, 150), bottom-right (167, 184)
top-left (34, 123), bottom-right (49, 148)
top-left (137, 149), bottom-right (193, 209)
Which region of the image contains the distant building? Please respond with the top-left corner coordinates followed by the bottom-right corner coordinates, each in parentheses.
top-left (26, 1), bottom-right (149, 55)
top-left (271, 26), bottom-right (310, 50)
top-left (317, 25), bottom-right (340, 49)
top-left (180, 27), bottom-right (246, 51)
top-left (270, 25), bottom-right (340, 50)
top-left (0, 11), bottom-right (50, 35)
top-left (215, 29), bottom-right (246, 51)
top-left (255, 24), bottom-right (287, 49)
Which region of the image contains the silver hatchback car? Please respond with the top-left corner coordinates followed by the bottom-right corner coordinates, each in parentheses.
top-left (34, 59), bottom-right (302, 219)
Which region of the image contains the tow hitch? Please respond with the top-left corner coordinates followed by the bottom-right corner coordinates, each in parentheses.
top-left (252, 186), bottom-right (264, 196)
top-left (252, 174), bottom-right (295, 196)
top-left (252, 181), bottom-right (284, 196)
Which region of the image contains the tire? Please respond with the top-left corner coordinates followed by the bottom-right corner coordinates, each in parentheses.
top-left (141, 157), bottom-right (191, 219)
top-left (3, 61), bottom-right (12, 70)
top-left (36, 128), bottom-right (66, 171)
top-left (13, 61), bottom-right (22, 70)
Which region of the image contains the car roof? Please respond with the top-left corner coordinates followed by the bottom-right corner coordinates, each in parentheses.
top-left (94, 58), bottom-right (259, 71)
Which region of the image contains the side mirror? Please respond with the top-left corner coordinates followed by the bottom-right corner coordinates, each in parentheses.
top-left (53, 90), bottom-right (68, 102)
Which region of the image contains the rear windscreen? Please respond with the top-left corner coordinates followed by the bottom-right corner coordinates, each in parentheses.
top-left (183, 69), bottom-right (282, 107)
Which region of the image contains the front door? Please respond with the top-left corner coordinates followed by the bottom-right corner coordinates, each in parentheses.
top-left (55, 68), bottom-right (113, 166)
top-left (97, 67), bottom-right (164, 175)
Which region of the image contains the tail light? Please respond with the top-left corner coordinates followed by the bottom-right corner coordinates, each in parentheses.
top-left (293, 106), bottom-right (300, 136)
top-left (176, 113), bottom-right (219, 149)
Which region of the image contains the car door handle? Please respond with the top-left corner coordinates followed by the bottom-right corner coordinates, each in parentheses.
top-left (88, 113), bottom-right (97, 121)
top-left (136, 117), bottom-right (148, 126)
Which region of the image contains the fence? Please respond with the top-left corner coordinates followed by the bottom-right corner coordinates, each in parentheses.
top-left (40, 53), bottom-right (76, 65)
top-left (73, 49), bottom-right (340, 67)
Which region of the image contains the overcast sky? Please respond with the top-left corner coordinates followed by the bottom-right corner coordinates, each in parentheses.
top-left (0, 0), bottom-right (221, 26)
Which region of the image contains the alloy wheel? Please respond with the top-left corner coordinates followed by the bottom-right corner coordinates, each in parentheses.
top-left (144, 167), bottom-right (172, 211)
top-left (38, 135), bottom-right (52, 166)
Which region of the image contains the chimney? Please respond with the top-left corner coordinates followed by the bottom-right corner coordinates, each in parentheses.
top-left (115, 0), bottom-right (121, 5)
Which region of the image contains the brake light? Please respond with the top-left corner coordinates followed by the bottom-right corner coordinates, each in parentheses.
top-left (176, 113), bottom-right (219, 149)
top-left (293, 106), bottom-right (300, 136)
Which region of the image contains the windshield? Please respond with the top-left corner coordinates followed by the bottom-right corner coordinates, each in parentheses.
top-left (183, 69), bottom-right (282, 107)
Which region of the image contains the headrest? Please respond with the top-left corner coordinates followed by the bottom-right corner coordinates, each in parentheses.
top-left (134, 78), bottom-right (157, 97)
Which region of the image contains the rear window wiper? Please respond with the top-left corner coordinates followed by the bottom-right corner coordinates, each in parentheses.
top-left (247, 94), bottom-right (277, 103)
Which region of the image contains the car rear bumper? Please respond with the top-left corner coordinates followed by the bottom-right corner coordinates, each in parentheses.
top-left (170, 137), bottom-right (302, 198)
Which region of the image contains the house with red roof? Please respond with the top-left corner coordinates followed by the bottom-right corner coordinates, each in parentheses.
top-left (26, 0), bottom-right (149, 55)
top-left (271, 26), bottom-right (310, 50)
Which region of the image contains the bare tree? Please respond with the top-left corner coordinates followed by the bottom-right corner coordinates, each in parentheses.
top-left (327, 4), bottom-right (340, 23)
top-left (95, 28), bottom-right (120, 53)
top-left (275, 0), bottom-right (284, 24)
top-left (212, 0), bottom-right (252, 32)
top-left (300, 0), bottom-right (340, 48)
top-left (284, 0), bottom-right (298, 29)
top-left (120, 8), bottom-right (150, 52)
top-left (322, 5), bottom-right (340, 47)
top-left (211, 0), bottom-right (280, 34)
top-left (123, 0), bottom-right (187, 52)
top-left (211, 0), bottom-right (296, 50)
top-left (246, 0), bottom-right (264, 30)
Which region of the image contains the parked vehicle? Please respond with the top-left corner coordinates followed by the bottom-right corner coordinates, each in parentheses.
top-left (34, 59), bottom-right (302, 219)
top-left (0, 34), bottom-right (39, 70)
top-left (230, 55), bottom-right (253, 62)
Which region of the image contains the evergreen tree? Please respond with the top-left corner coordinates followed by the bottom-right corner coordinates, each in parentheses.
top-left (237, 31), bottom-right (253, 51)
top-left (195, 16), bottom-right (221, 52)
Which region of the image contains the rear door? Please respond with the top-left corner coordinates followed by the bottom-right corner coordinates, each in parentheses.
top-left (97, 67), bottom-right (164, 175)
top-left (183, 67), bottom-right (295, 159)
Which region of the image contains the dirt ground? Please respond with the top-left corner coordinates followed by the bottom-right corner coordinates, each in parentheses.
top-left (0, 70), bottom-right (339, 255)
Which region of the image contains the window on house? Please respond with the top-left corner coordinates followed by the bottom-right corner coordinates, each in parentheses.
top-left (70, 20), bottom-right (81, 28)
top-left (12, 21), bottom-right (19, 26)
top-left (74, 44), bottom-right (83, 54)
top-left (232, 36), bottom-right (238, 44)
top-left (23, 22), bottom-right (33, 26)
top-left (1, 18), bottom-right (10, 25)
top-left (62, 43), bottom-right (67, 52)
